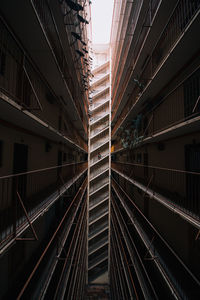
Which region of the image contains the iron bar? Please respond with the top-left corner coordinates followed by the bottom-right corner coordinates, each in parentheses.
top-left (112, 211), bottom-right (140, 300)
top-left (112, 1), bottom-right (200, 137)
top-left (111, 195), bottom-right (159, 299)
top-left (113, 161), bottom-right (200, 176)
top-left (54, 200), bottom-right (87, 299)
top-left (16, 177), bottom-right (87, 300)
top-left (112, 166), bottom-right (200, 229)
top-left (23, 63), bottom-right (43, 111)
top-left (112, 178), bottom-right (200, 290)
top-left (16, 191), bottom-right (38, 241)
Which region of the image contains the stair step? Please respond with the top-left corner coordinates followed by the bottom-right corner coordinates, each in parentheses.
top-left (89, 197), bottom-right (109, 211)
top-left (89, 211), bottom-right (108, 226)
top-left (89, 226), bottom-right (109, 241)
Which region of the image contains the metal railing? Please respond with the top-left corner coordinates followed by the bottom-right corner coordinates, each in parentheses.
top-left (146, 68), bottom-right (200, 137)
top-left (60, 0), bottom-right (89, 117)
top-left (111, 193), bottom-right (159, 299)
top-left (113, 65), bottom-right (200, 152)
top-left (112, 161), bottom-right (200, 221)
top-left (112, 0), bottom-right (200, 136)
top-left (32, 0), bottom-right (88, 129)
top-left (111, 206), bottom-right (143, 300)
top-left (0, 161), bottom-right (87, 251)
top-left (0, 18), bottom-right (43, 111)
top-left (111, 0), bottom-right (161, 113)
top-left (0, 16), bottom-right (87, 151)
top-left (16, 177), bottom-right (87, 299)
top-left (112, 178), bottom-right (200, 299)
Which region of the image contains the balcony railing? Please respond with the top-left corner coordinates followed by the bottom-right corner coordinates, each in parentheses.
top-left (32, 0), bottom-right (88, 129)
top-left (112, 161), bottom-right (200, 222)
top-left (0, 161), bottom-right (87, 252)
top-left (112, 0), bottom-right (200, 136)
top-left (111, 0), bottom-right (161, 111)
top-left (59, 0), bottom-right (90, 113)
top-left (16, 177), bottom-right (87, 299)
top-left (0, 17), bottom-right (87, 150)
top-left (111, 207), bottom-right (145, 300)
top-left (111, 193), bottom-right (159, 299)
top-left (112, 178), bottom-right (200, 299)
top-left (114, 64), bottom-right (200, 152)
top-left (147, 67), bottom-right (200, 137)
top-left (0, 18), bottom-right (43, 111)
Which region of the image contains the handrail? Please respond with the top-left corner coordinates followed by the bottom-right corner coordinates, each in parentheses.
top-left (112, 0), bottom-right (200, 136)
top-left (16, 177), bottom-right (87, 299)
top-left (31, 0), bottom-right (88, 133)
top-left (112, 178), bottom-right (200, 297)
top-left (113, 161), bottom-right (200, 177)
top-left (111, 0), bottom-right (161, 111)
top-left (0, 16), bottom-right (87, 150)
top-left (111, 195), bottom-right (159, 299)
top-left (0, 161), bottom-right (87, 180)
top-left (112, 162), bottom-right (200, 224)
top-left (0, 162), bottom-right (87, 251)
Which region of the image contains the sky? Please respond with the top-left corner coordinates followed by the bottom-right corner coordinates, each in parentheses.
top-left (91, 0), bottom-right (114, 44)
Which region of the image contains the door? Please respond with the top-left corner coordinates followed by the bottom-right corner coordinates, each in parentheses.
top-left (12, 143), bottom-right (28, 232)
top-left (13, 143), bottom-right (28, 200)
top-left (185, 144), bottom-right (200, 216)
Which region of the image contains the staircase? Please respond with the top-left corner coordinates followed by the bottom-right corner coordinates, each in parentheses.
top-left (87, 47), bottom-right (110, 284)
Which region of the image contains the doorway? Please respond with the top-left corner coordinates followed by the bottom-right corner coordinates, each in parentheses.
top-left (185, 144), bottom-right (200, 216)
top-left (12, 143), bottom-right (28, 201)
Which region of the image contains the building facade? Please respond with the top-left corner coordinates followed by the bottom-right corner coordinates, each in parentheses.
top-left (0, 0), bottom-right (200, 299)
top-left (0, 0), bottom-right (90, 298)
top-left (110, 0), bottom-right (200, 299)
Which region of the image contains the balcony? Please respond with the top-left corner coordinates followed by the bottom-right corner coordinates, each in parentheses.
top-left (15, 177), bottom-right (87, 299)
top-left (111, 194), bottom-right (158, 299)
top-left (112, 161), bottom-right (200, 228)
top-left (111, 178), bottom-right (200, 299)
top-left (0, 0), bottom-right (89, 137)
top-left (113, 62), bottom-right (200, 153)
top-left (111, 0), bottom-right (161, 109)
top-left (0, 161), bottom-right (87, 253)
top-left (0, 17), bottom-right (87, 152)
top-left (112, 0), bottom-right (200, 137)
